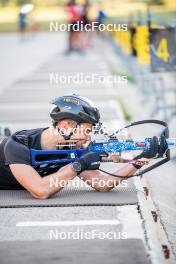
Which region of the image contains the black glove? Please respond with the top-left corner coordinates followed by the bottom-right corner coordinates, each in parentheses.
top-left (158, 135), bottom-right (168, 157)
top-left (136, 136), bottom-right (159, 159)
top-left (136, 136), bottom-right (168, 159)
top-left (78, 152), bottom-right (100, 173)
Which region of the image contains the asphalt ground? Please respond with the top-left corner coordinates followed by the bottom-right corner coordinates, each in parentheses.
top-left (0, 32), bottom-right (66, 93)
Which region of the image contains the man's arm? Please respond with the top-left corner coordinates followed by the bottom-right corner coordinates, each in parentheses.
top-left (78, 164), bottom-right (138, 192)
top-left (10, 164), bottom-right (77, 199)
top-left (9, 152), bottom-right (101, 199)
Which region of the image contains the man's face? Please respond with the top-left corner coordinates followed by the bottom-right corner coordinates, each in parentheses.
top-left (57, 119), bottom-right (93, 148)
top-left (71, 123), bottom-right (93, 148)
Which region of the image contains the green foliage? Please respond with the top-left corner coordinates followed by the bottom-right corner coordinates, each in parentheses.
top-left (148, 0), bottom-right (165, 5)
top-left (16, 0), bottom-right (32, 5)
top-left (119, 97), bottom-right (132, 121)
top-left (0, 21), bottom-right (18, 31)
top-left (0, 0), bottom-right (10, 6)
top-left (133, 0), bottom-right (165, 4)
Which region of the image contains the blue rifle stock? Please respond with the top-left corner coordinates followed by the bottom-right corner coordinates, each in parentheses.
top-left (30, 119), bottom-right (176, 177)
top-left (30, 138), bottom-right (176, 166)
top-left (30, 139), bottom-right (148, 166)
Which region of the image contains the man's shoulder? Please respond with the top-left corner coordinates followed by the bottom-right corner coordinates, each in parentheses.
top-left (13, 128), bottom-right (45, 138)
top-left (3, 127), bottom-right (44, 150)
top-left (4, 134), bottom-right (33, 165)
top-left (12, 127), bottom-right (47, 147)
top-left (4, 136), bottom-right (29, 151)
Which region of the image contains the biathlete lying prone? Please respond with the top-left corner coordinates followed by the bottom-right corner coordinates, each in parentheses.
top-left (0, 95), bottom-right (167, 199)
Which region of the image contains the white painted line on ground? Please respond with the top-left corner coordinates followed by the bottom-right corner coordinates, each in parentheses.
top-left (16, 219), bottom-right (120, 227)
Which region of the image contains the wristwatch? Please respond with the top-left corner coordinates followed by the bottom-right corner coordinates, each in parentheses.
top-left (72, 161), bottom-right (82, 174)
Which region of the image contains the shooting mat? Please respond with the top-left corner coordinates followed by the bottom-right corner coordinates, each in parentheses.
top-left (0, 179), bottom-right (138, 208)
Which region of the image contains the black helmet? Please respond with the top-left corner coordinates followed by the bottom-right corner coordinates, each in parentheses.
top-left (50, 94), bottom-right (100, 125)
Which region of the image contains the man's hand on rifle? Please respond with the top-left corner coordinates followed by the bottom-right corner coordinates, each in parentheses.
top-left (72, 152), bottom-right (101, 174)
top-left (136, 136), bottom-right (168, 159)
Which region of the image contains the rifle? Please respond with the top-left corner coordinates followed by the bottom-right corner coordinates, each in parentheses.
top-left (30, 120), bottom-right (176, 178)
